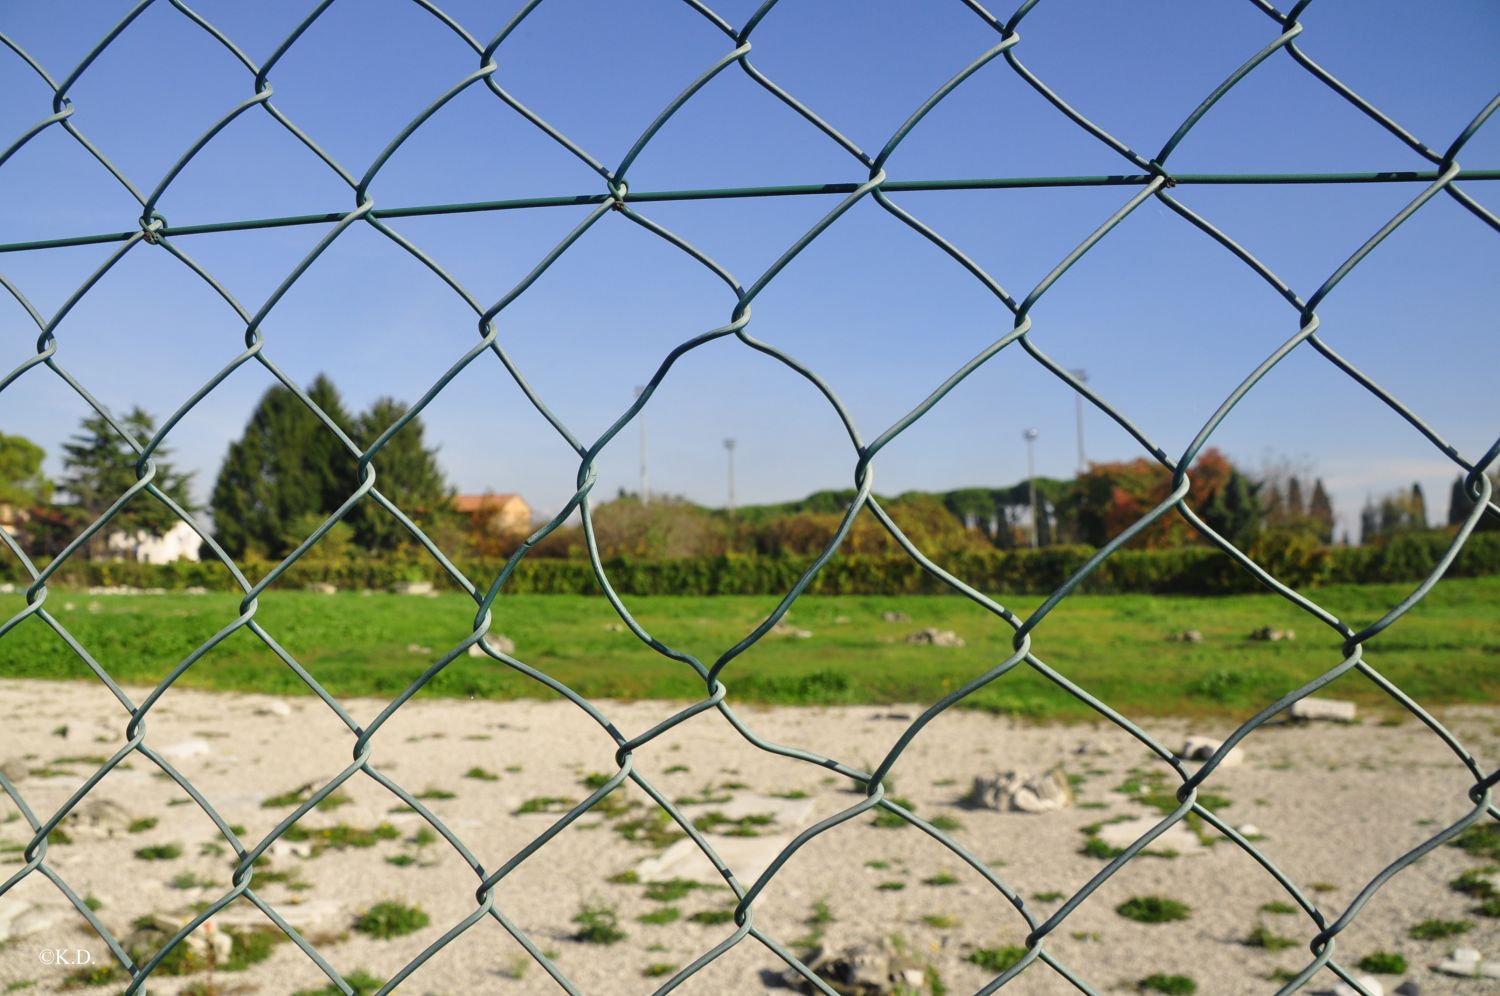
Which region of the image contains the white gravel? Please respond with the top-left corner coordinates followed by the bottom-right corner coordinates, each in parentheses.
top-left (0, 679), bottom-right (1497, 995)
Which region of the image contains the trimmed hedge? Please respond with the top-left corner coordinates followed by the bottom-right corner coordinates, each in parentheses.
top-left (3, 531), bottom-right (1496, 596)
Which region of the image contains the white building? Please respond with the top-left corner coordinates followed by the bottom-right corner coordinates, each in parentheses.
top-left (104, 520), bottom-right (202, 564)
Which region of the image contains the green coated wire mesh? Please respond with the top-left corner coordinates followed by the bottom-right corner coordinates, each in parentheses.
top-left (1, 1), bottom-right (1498, 993)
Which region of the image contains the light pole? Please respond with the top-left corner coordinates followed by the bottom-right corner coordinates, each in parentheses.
top-left (634, 386), bottom-right (649, 506)
top-left (723, 438), bottom-right (736, 514)
top-left (1071, 368), bottom-right (1088, 472)
top-left (1024, 427), bottom-right (1039, 548)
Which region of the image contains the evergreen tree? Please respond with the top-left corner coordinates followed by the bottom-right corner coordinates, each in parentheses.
top-left (1201, 470), bottom-right (1262, 545)
top-left (346, 397), bottom-right (453, 552)
top-left (1360, 497), bottom-right (1378, 545)
top-left (1285, 476), bottom-right (1305, 519)
top-left (59, 408), bottom-right (195, 558)
top-left (1409, 482), bottom-right (1427, 529)
top-left (1308, 479), bottom-right (1335, 544)
top-left (1449, 475), bottom-right (1471, 526)
top-left (209, 374), bottom-right (356, 559)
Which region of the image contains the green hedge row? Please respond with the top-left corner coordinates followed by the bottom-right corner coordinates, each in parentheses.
top-left (4, 531), bottom-right (1496, 595)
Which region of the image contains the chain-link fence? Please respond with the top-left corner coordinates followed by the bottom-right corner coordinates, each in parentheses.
top-left (1, 1), bottom-right (1497, 993)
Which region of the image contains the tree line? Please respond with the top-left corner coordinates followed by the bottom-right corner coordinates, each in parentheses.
top-left (2, 376), bottom-right (1495, 564)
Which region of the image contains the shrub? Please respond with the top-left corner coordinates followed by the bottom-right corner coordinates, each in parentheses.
top-left (1409, 918), bottom-right (1472, 940)
top-left (1139, 975), bottom-right (1196, 994)
top-left (1116, 896), bottom-right (1190, 923)
top-left (967, 946), bottom-right (1027, 972)
top-left (572, 902), bottom-right (625, 944)
top-left (1244, 925), bottom-right (1297, 950)
top-left (1356, 951), bottom-right (1406, 974)
top-left (354, 901), bottom-right (430, 940)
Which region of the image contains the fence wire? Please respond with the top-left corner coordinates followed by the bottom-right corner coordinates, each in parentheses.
top-left (0, 0), bottom-right (1497, 993)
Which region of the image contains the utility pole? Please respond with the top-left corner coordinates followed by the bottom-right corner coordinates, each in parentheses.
top-left (634, 386), bottom-right (649, 505)
top-left (1071, 368), bottom-right (1088, 472)
top-left (724, 438), bottom-right (736, 514)
top-left (1024, 427), bottom-right (1040, 548)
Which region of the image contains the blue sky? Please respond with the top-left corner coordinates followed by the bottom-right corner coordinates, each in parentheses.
top-left (1, 0), bottom-right (1496, 541)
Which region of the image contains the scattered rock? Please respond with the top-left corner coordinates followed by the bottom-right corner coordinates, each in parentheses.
top-left (406, 643), bottom-right (432, 655)
top-left (467, 633), bottom-right (516, 657)
top-left (603, 622), bottom-right (626, 633)
top-left (1393, 982), bottom-right (1420, 996)
top-left (253, 700), bottom-right (292, 718)
top-left (967, 767), bottom-right (1072, 813)
top-left (1289, 698), bottom-right (1357, 723)
top-left (269, 840), bottom-right (314, 861)
top-left (183, 586), bottom-right (208, 595)
top-left (1073, 740), bottom-right (1110, 757)
top-left (0, 896), bottom-right (68, 943)
top-left (1436, 946), bottom-right (1500, 978)
top-left (780, 937), bottom-right (929, 994)
top-left (391, 580), bottom-right (434, 596)
top-left (905, 628), bottom-right (964, 648)
top-left (1327, 975), bottom-right (1384, 996)
top-left (0, 757), bottom-right (28, 783)
top-left (1167, 629), bottom-right (1203, 642)
top-left (881, 611), bottom-right (909, 623)
top-left (1178, 735), bottom-right (1243, 768)
top-left (834, 616), bottom-right (850, 624)
top-left (123, 914), bottom-right (232, 965)
top-left (63, 797), bottom-right (136, 837)
top-left (159, 739), bottom-right (212, 761)
top-left (772, 620), bottom-right (813, 639)
top-left (1249, 626), bottom-right (1296, 641)
top-left (635, 833), bottom-right (792, 887)
top-left (1096, 815), bottom-right (1203, 854)
top-left (1235, 823), bottom-right (1262, 839)
top-left (304, 582), bottom-right (337, 595)
top-left (63, 601), bottom-right (75, 611)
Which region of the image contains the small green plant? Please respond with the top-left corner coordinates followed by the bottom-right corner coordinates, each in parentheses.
top-left (127, 817), bottom-right (158, 833)
top-left (1244, 925), bottom-right (1297, 951)
top-left (572, 902), bottom-right (626, 944)
top-left (354, 901), bottom-right (430, 940)
top-left (385, 854), bottom-right (416, 867)
top-left (82, 895), bottom-right (103, 912)
top-left (877, 881), bottom-right (906, 891)
top-left (170, 872), bottom-right (213, 889)
top-left (1450, 867), bottom-right (1498, 898)
top-left (607, 869), bottom-right (639, 885)
top-left (4, 980), bottom-right (36, 992)
top-left (644, 878), bottom-right (701, 902)
top-left (410, 826), bottom-right (437, 847)
top-left (872, 797), bottom-right (917, 829)
top-left (1139, 974), bottom-right (1197, 994)
top-left (929, 814), bottom-right (963, 832)
top-left (1116, 896), bottom-right (1190, 924)
top-left (464, 767), bottom-right (500, 781)
top-left (688, 909), bottom-right (734, 925)
top-left (643, 963), bottom-right (677, 978)
top-left (415, 787), bottom-right (456, 800)
top-left (638, 907), bottom-right (680, 925)
top-left (921, 913), bottom-right (960, 928)
top-left (315, 790), bottom-right (353, 811)
top-left (262, 785), bottom-right (313, 808)
top-left (1356, 951), bottom-right (1407, 974)
top-left (691, 811), bottom-right (774, 836)
top-left (134, 842), bottom-right (183, 861)
top-left (967, 946), bottom-right (1027, 972)
top-left (809, 899), bottom-right (834, 926)
top-left (580, 772), bottom-right (612, 790)
top-left (1259, 900), bottom-right (1297, 915)
top-left (291, 968), bottom-right (386, 996)
top-left (1033, 891), bottom-right (1064, 902)
top-left (1450, 823), bottom-right (1500, 860)
top-left (922, 871), bottom-right (958, 886)
top-left (1409, 918), bottom-right (1472, 940)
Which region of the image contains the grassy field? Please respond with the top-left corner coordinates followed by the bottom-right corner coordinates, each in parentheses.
top-left (1, 577), bottom-right (1496, 719)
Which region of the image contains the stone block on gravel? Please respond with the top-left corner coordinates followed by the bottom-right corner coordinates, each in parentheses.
top-left (967, 767), bottom-right (1073, 813)
top-left (634, 833), bottom-right (791, 887)
top-left (1290, 698), bottom-right (1357, 723)
top-left (1178, 735), bottom-right (1243, 767)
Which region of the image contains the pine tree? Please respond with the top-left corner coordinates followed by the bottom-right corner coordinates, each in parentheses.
top-left (1201, 470), bottom-right (1262, 545)
top-left (209, 374), bottom-right (357, 559)
top-left (1360, 497), bottom-right (1378, 545)
top-left (1308, 479), bottom-right (1335, 544)
top-left (1285, 476), bottom-right (1305, 520)
top-left (1409, 482), bottom-right (1427, 529)
top-left (59, 408), bottom-right (195, 558)
top-left (346, 397), bottom-right (453, 552)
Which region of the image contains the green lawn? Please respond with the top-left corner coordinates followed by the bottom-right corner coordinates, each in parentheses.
top-left (1, 577), bottom-right (1496, 719)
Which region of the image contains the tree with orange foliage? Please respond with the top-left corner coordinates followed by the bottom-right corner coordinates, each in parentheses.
top-left (1064, 447), bottom-right (1259, 548)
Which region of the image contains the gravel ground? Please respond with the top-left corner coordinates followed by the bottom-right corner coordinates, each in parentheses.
top-left (1, 679), bottom-right (1497, 995)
